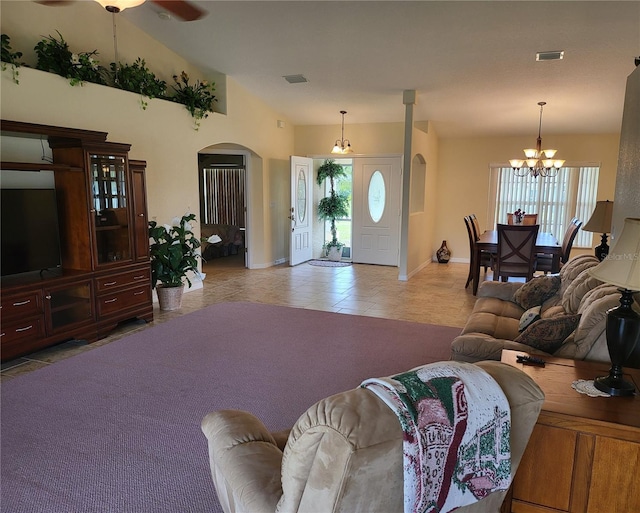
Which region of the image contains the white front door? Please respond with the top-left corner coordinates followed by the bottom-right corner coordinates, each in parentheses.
top-left (289, 156), bottom-right (314, 266)
top-left (352, 157), bottom-right (402, 266)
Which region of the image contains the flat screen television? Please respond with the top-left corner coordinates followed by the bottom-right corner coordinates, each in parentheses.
top-left (1, 188), bottom-right (62, 277)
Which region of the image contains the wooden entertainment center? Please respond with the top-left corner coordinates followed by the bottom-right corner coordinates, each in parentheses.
top-left (1, 120), bottom-right (153, 362)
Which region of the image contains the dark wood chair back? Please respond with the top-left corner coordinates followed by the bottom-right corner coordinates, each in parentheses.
top-left (535, 217), bottom-right (582, 273)
top-left (469, 213), bottom-right (481, 241)
top-left (560, 217), bottom-right (583, 263)
top-left (494, 224), bottom-right (539, 282)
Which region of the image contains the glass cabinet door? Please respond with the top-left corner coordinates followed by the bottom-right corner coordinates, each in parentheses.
top-left (46, 280), bottom-right (93, 333)
top-left (90, 154), bottom-right (131, 265)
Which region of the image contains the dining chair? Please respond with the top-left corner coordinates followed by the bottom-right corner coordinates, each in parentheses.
top-left (493, 224), bottom-right (539, 282)
top-left (536, 217), bottom-right (582, 273)
top-left (464, 216), bottom-right (493, 288)
top-left (507, 213), bottom-right (538, 225)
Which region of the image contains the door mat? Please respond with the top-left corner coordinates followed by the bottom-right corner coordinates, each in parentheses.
top-left (308, 259), bottom-right (352, 268)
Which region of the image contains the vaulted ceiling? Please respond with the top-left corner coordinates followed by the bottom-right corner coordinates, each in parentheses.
top-left (119, 1), bottom-right (639, 137)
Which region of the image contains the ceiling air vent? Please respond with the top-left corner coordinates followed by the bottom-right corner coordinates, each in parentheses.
top-left (536, 51), bottom-right (565, 61)
top-left (283, 74), bottom-right (309, 84)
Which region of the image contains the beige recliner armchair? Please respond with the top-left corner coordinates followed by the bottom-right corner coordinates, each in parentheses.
top-left (201, 361), bottom-right (544, 513)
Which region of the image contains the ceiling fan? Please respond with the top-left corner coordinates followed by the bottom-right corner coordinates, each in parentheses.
top-left (35, 0), bottom-right (206, 22)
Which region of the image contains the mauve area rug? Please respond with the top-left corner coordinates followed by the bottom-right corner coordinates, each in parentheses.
top-left (1, 301), bottom-right (460, 513)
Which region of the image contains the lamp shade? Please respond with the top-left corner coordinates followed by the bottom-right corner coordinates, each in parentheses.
top-left (589, 218), bottom-right (640, 290)
top-left (583, 200), bottom-right (614, 233)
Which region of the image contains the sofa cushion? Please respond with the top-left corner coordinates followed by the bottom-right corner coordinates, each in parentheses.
top-left (562, 268), bottom-right (604, 314)
top-left (514, 314), bottom-right (581, 354)
top-left (553, 285), bottom-right (620, 361)
top-left (519, 306), bottom-right (542, 332)
top-left (461, 297), bottom-right (524, 341)
top-left (513, 275), bottom-right (561, 310)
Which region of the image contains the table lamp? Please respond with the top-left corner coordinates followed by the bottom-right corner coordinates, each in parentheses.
top-left (583, 200), bottom-right (614, 261)
top-left (588, 217), bottom-right (640, 396)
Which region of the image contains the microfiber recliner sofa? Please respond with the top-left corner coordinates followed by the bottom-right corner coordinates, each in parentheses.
top-left (202, 361), bottom-right (544, 513)
top-left (451, 254), bottom-right (640, 366)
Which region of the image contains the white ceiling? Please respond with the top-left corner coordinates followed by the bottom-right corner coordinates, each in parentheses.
top-left (121, 0), bottom-right (640, 137)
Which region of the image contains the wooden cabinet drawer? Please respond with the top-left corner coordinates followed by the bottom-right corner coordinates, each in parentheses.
top-left (1, 291), bottom-right (43, 320)
top-left (0, 316), bottom-right (46, 344)
top-left (96, 284), bottom-right (151, 316)
top-left (95, 268), bottom-right (150, 292)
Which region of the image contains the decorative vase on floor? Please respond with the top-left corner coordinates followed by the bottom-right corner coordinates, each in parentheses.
top-left (436, 240), bottom-right (451, 263)
top-left (157, 285), bottom-right (184, 311)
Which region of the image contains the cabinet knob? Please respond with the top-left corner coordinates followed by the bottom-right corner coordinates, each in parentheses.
top-left (138, 213), bottom-right (145, 217)
top-left (45, 295), bottom-right (52, 300)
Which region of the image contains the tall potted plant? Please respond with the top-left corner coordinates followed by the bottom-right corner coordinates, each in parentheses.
top-left (148, 213), bottom-right (202, 310)
top-left (316, 159), bottom-right (349, 261)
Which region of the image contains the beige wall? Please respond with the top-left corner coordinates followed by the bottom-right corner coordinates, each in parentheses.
top-left (437, 134), bottom-right (620, 263)
top-left (1, 1), bottom-right (295, 269)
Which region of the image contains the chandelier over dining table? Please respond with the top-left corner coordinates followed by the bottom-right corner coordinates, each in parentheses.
top-left (510, 101), bottom-right (565, 178)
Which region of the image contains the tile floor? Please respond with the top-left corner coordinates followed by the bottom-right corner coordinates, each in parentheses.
top-left (1, 259), bottom-right (495, 381)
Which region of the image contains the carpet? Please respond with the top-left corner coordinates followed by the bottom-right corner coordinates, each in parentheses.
top-left (307, 259), bottom-right (351, 267)
top-left (1, 302), bottom-right (460, 513)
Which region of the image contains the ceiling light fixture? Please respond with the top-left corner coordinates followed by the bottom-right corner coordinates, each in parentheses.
top-left (95, 0), bottom-right (146, 13)
top-left (510, 101), bottom-right (564, 178)
top-left (95, 1), bottom-right (145, 85)
top-left (331, 111), bottom-right (353, 155)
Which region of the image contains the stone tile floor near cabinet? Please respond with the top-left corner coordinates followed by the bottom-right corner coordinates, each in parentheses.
top-left (1, 260), bottom-right (498, 381)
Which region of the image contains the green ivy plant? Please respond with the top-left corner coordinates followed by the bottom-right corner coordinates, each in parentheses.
top-left (34, 31), bottom-right (106, 86)
top-left (171, 71), bottom-right (217, 129)
top-left (1, 34), bottom-right (23, 84)
top-left (111, 57), bottom-right (167, 110)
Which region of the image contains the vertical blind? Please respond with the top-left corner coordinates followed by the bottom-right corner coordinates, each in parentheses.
top-left (201, 167), bottom-right (246, 226)
top-left (490, 166), bottom-right (599, 247)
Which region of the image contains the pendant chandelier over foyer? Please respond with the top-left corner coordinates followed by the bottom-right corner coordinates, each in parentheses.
top-left (331, 111), bottom-right (354, 155)
top-left (510, 101), bottom-right (565, 178)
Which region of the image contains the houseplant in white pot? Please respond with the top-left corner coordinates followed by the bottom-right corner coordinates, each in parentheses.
top-left (316, 159), bottom-right (350, 261)
top-left (148, 213), bottom-right (202, 310)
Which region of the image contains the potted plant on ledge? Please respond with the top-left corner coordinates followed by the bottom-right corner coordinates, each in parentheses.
top-left (316, 159), bottom-right (349, 261)
top-left (148, 213), bottom-right (202, 311)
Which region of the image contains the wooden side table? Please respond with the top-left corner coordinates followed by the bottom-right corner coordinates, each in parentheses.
top-left (500, 349), bottom-right (640, 513)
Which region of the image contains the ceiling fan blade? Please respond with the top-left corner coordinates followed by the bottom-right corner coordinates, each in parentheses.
top-left (34, 1), bottom-right (75, 5)
top-left (151, 0), bottom-right (206, 21)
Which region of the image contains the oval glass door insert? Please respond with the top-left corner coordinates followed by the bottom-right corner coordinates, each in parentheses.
top-left (297, 169), bottom-right (307, 223)
top-left (368, 170), bottom-right (386, 223)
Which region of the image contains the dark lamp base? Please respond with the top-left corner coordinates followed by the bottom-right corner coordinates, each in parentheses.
top-left (593, 374), bottom-right (635, 396)
top-left (594, 233), bottom-right (609, 261)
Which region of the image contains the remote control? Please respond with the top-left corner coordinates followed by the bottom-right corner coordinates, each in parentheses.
top-left (516, 355), bottom-right (546, 366)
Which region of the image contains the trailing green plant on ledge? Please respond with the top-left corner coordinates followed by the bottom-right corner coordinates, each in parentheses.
top-left (111, 58), bottom-right (167, 110)
top-left (34, 31), bottom-right (107, 86)
top-left (171, 71), bottom-right (217, 129)
top-left (1, 34), bottom-right (23, 84)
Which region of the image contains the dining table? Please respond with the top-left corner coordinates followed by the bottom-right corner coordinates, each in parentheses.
top-left (472, 230), bottom-right (562, 295)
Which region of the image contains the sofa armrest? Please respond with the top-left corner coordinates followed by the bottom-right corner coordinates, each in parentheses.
top-left (201, 410), bottom-right (284, 513)
top-left (477, 281), bottom-right (524, 301)
top-left (451, 333), bottom-right (550, 363)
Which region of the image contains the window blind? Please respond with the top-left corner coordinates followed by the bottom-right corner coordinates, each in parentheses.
top-left (490, 166), bottom-right (599, 248)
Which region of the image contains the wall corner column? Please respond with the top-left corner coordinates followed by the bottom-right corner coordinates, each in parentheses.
top-left (399, 90), bottom-right (416, 281)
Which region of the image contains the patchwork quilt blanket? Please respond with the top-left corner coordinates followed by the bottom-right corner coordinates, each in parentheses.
top-left (361, 361), bottom-right (511, 513)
